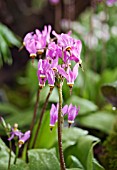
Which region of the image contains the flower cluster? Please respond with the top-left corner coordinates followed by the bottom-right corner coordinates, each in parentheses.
top-left (50, 103), bottom-right (80, 129)
top-left (8, 123), bottom-right (30, 148)
top-left (23, 25), bottom-right (82, 90)
top-left (23, 25), bottom-right (82, 128)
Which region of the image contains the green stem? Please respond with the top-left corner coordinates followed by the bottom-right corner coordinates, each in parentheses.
top-left (14, 145), bottom-right (19, 164)
top-left (58, 82), bottom-right (66, 170)
top-left (32, 87), bottom-right (53, 148)
top-left (8, 140), bottom-right (12, 170)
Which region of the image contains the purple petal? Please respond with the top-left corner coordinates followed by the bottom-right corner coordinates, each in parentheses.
top-left (47, 70), bottom-right (55, 86)
top-left (18, 130), bottom-right (30, 147)
top-left (8, 134), bottom-right (14, 141)
top-left (50, 104), bottom-right (58, 127)
top-left (62, 105), bottom-right (68, 115)
top-left (57, 65), bottom-right (68, 79)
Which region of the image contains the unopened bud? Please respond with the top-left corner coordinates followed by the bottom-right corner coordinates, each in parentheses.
top-left (0, 117), bottom-right (7, 128)
top-left (7, 123), bottom-right (11, 131)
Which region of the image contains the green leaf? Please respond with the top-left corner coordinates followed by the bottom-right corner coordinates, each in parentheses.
top-left (10, 163), bottom-right (29, 170)
top-left (31, 110), bottom-right (57, 149)
top-left (0, 34), bottom-right (12, 62)
top-left (0, 23), bottom-right (21, 67)
top-left (28, 148), bottom-right (60, 170)
top-left (66, 96), bottom-right (98, 115)
top-left (100, 69), bottom-right (117, 84)
top-left (0, 103), bottom-right (20, 115)
top-left (67, 168), bottom-right (82, 170)
top-left (74, 70), bottom-right (100, 102)
top-left (93, 158), bottom-right (104, 170)
top-left (0, 138), bottom-right (15, 170)
top-left (39, 86), bottom-right (59, 103)
top-left (101, 81), bottom-right (117, 107)
top-left (5, 109), bottom-right (33, 129)
top-left (0, 107), bottom-right (33, 135)
top-left (66, 155), bottom-right (84, 170)
top-left (24, 60), bottom-right (38, 93)
top-left (0, 49), bottom-right (3, 67)
top-left (64, 135), bottom-right (101, 170)
top-left (0, 23), bottom-right (21, 47)
top-left (62, 127), bottom-right (88, 150)
top-left (79, 111), bottom-right (116, 134)
top-left (75, 135), bottom-right (100, 170)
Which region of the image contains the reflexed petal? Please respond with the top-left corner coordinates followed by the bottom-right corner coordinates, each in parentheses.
top-left (57, 65), bottom-right (68, 79)
top-left (62, 105), bottom-right (68, 115)
top-left (50, 104), bottom-right (58, 127)
top-left (18, 130), bottom-right (30, 147)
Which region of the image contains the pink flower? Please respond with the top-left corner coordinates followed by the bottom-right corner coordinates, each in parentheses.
top-left (18, 130), bottom-right (30, 148)
top-left (66, 63), bottom-right (79, 87)
top-left (8, 124), bottom-right (23, 141)
top-left (67, 104), bottom-right (80, 125)
top-left (23, 32), bottom-right (37, 58)
top-left (50, 104), bottom-right (59, 129)
top-left (23, 25), bottom-right (52, 56)
top-left (37, 59), bottom-right (50, 87)
top-left (57, 65), bottom-right (68, 79)
top-left (47, 69), bottom-right (55, 87)
top-left (35, 25), bottom-right (52, 53)
top-left (46, 42), bottom-right (62, 60)
top-left (8, 128), bottom-right (23, 141)
top-left (52, 31), bottom-right (73, 51)
top-left (62, 104), bottom-right (80, 127)
top-left (52, 31), bottom-right (82, 64)
top-left (8, 124), bottom-right (30, 148)
top-left (70, 40), bottom-right (82, 63)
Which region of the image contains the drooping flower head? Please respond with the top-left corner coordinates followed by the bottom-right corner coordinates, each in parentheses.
top-left (37, 59), bottom-right (50, 87)
top-left (35, 25), bottom-right (52, 54)
top-left (50, 104), bottom-right (59, 130)
top-left (50, 103), bottom-right (80, 128)
top-left (67, 104), bottom-right (80, 127)
top-left (52, 31), bottom-right (82, 64)
top-left (23, 25), bottom-right (83, 92)
top-left (8, 123), bottom-right (23, 141)
top-left (23, 32), bottom-right (37, 58)
top-left (23, 25), bottom-right (52, 58)
top-left (46, 42), bottom-right (62, 61)
top-left (8, 124), bottom-right (30, 148)
top-left (18, 130), bottom-right (30, 148)
top-left (62, 104), bottom-right (80, 127)
top-left (66, 63), bottom-right (79, 88)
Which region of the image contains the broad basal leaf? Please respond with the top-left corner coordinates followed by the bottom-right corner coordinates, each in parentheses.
top-left (28, 148), bottom-right (60, 170)
top-left (64, 134), bottom-right (103, 170)
top-left (62, 127), bottom-right (88, 150)
top-left (0, 138), bottom-right (15, 170)
top-left (30, 110), bottom-right (57, 149)
top-left (79, 111), bottom-right (116, 134)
